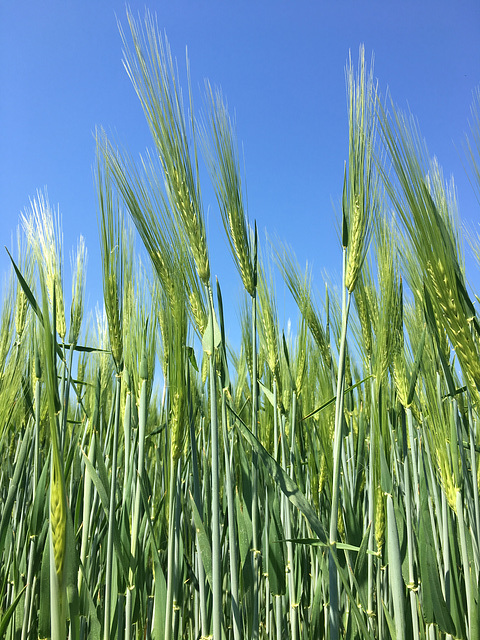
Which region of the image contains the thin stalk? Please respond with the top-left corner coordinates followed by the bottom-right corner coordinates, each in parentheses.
top-left (126, 347), bottom-right (149, 639)
top-left (104, 372), bottom-right (122, 640)
top-left (273, 378), bottom-right (283, 640)
top-left (172, 464), bottom-right (182, 639)
top-left (367, 372), bottom-right (376, 623)
top-left (164, 458), bottom-right (180, 640)
top-left (21, 515), bottom-right (37, 640)
top-left (78, 431), bottom-right (96, 599)
top-left (427, 493), bottom-right (445, 593)
top-left (49, 498), bottom-right (66, 640)
top-left (329, 246), bottom-right (351, 640)
top-left (21, 375), bottom-right (41, 640)
top-left (60, 344), bottom-right (75, 452)
top-left (207, 286), bottom-right (222, 640)
top-left (467, 399), bottom-right (480, 574)
top-left (123, 371), bottom-right (132, 509)
top-left (376, 553), bottom-right (384, 639)
top-left (222, 388), bottom-right (241, 640)
top-left (406, 407), bottom-right (420, 519)
top-left (277, 411), bottom-right (296, 640)
top-left (441, 493), bottom-right (450, 604)
top-left (34, 355), bottom-right (41, 493)
top-left (441, 492), bottom-right (453, 640)
top-left (402, 411), bottom-right (420, 640)
top-left (264, 485), bottom-right (271, 637)
top-left (251, 291), bottom-right (260, 640)
top-left (456, 489), bottom-right (473, 637)
top-left (286, 391), bottom-right (298, 640)
top-left (188, 373), bottom-right (208, 639)
top-left (386, 493), bottom-right (405, 640)
top-left (423, 431), bottom-right (446, 591)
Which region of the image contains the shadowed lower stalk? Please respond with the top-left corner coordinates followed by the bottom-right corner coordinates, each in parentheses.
top-left (221, 388), bottom-right (241, 640)
top-left (104, 373), bottom-right (122, 640)
top-left (401, 408), bottom-right (420, 640)
top-left (272, 378), bottom-right (283, 640)
top-left (250, 289), bottom-right (260, 639)
top-left (206, 286), bottom-right (223, 640)
top-left (126, 329), bottom-right (149, 639)
top-left (441, 493), bottom-right (453, 640)
top-left (21, 348), bottom-right (42, 640)
top-left (78, 429), bottom-right (96, 601)
top-left (456, 489), bottom-right (476, 639)
top-left (386, 493), bottom-right (406, 640)
top-left (466, 398), bottom-right (480, 574)
top-left (164, 457), bottom-right (181, 640)
top-left (287, 391), bottom-right (298, 640)
top-left (187, 366), bottom-right (208, 638)
top-left (123, 370), bottom-right (133, 510)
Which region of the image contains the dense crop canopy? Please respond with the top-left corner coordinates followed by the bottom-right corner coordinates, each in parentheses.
top-left (1, 10), bottom-right (479, 640)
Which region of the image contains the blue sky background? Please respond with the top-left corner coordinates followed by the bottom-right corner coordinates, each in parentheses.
top-left (1, 1), bottom-right (479, 343)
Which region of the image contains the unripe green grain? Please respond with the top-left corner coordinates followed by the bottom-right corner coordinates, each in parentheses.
top-left (15, 286), bottom-right (28, 342)
top-left (50, 450), bottom-right (67, 581)
top-left (97, 155), bottom-right (124, 370)
top-left (345, 196), bottom-right (364, 292)
top-left (343, 46), bottom-right (377, 295)
top-left (354, 275), bottom-right (373, 361)
top-left (259, 276), bottom-right (279, 380)
top-left (170, 389), bottom-right (185, 465)
top-left (393, 349), bottom-right (410, 408)
top-left (203, 85), bottom-right (255, 297)
top-left (375, 486), bottom-right (385, 550)
top-left (189, 289), bottom-right (207, 336)
top-left (69, 236), bottom-right (86, 345)
top-left (169, 167), bottom-right (210, 284)
top-left (437, 452), bottom-right (458, 513)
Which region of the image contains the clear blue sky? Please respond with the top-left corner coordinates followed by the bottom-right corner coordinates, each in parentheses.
top-left (1, 1), bottom-right (479, 340)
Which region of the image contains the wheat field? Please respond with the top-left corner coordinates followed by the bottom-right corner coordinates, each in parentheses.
top-left (0, 10), bottom-right (479, 640)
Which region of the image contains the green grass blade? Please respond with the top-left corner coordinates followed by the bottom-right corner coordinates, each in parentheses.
top-left (0, 585), bottom-right (27, 638)
top-left (233, 406), bottom-right (327, 544)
